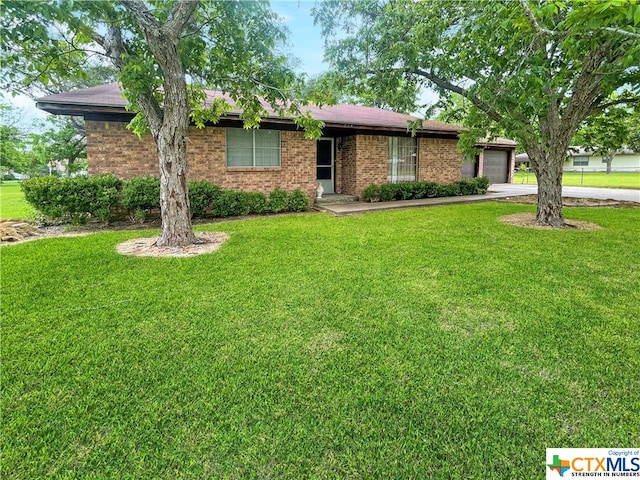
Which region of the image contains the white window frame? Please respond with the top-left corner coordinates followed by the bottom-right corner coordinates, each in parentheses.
top-left (572, 156), bottom-right (589, 167)
top-left (388, 137), bottom-right (418, 183)
top-left (226, 128), bottom-right (281, 167)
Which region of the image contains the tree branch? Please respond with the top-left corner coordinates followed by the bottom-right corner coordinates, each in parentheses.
top-left (601, 27), bottom-right (640, 39)
top-left (518, 0), bottom-right (560, 38)
top-left (164, 0), bottom-right (199, 37)
top-left (411, 68), bottom-right (504, 123)
top-left (594, 96), bottom-right (640, 110)
top-left (118, 0), bottom-right (159, 32)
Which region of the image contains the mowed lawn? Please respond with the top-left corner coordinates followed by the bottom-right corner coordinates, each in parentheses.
top-left (514, 171), bottom-right (640, 189)
top-left (2, 204), bottom-right (639, 479)
top-left (0, 181), bottom-right (35, 219)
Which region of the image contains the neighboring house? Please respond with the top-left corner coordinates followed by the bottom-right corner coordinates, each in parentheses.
top-left (36, 83), bottom-right (516, 201)
top-left (514, 153), bottom-right (531, 170)
top-left (515, 148), bottom-right (640, 173)
top-left (564, 147), bottom-right (640, 172)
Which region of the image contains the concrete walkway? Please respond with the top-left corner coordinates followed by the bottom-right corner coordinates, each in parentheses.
top-left (317, 183), bottom-right (640, 215)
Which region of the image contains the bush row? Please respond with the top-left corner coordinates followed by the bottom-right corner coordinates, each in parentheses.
top-left (21, 174), bottom-right (122, 224)
top-left (362, 177), bottom-right (490, 202)
top-left (21, 175), bottom-right (310, 224)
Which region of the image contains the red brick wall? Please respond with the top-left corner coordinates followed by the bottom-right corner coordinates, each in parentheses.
top-left (86, 121), bottom-right (469, 202)
top-left (86, 121), bottom-right (317, 199)
top-left (338, 136), bottom-right (357, 196)
top-left (354, 135), bottom-right (388, 198)
top-left (86, 120), bottom-right (157, 177)
top-left (418, 137), bottom-right (463, 184)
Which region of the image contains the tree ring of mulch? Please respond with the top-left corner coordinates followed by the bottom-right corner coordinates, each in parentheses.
top-left (116, 231), bottom-right (230, 257)
top-left (500, 213), bottom-right (602, 230)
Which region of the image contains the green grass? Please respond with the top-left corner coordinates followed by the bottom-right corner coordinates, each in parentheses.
top-left (0, 181), bottom-right (35, 219)
top-left (2, 204), bottom-right (639, 479)
top-left (514, 171), bottom-right (640, 189)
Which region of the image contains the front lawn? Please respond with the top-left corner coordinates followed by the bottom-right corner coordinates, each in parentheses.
top-left (2, 204), bottom-right (639, 479)
top-left (0, 181), bottom-right (35, 219)
top-left (514, 171), bottom-right (640, 189)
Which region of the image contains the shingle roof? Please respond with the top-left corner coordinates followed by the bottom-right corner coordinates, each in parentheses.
top-left (36, 82), bottom-right (516, 146)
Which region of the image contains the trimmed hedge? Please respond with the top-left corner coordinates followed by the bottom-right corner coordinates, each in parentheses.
top-left (362, 177), bottom-right (490, 202)
top-left (21, 175), bottom-right (310, 224)
top-left (188, 180), bottom-right (221, 218)
top-left (120, 176), bottom-right (161, 222)
top-left (21, 174), bottom-right (121, 224)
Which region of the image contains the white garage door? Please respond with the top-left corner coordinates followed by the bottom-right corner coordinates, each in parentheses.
top-left (483, 150), bottom-right (509, 183)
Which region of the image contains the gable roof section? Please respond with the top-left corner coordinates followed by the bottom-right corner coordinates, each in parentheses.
top-left (36, 82), bottom-right (516, 146)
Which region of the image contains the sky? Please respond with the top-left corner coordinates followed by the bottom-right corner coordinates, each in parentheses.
top-left (271, 0), bottom-right (329, 77)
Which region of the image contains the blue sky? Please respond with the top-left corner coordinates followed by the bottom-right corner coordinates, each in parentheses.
top-left (271, 0), bottom-right (329, 77)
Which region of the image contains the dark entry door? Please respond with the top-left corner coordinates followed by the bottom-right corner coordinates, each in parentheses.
top-left (316, 138), bottom-right (334, 194)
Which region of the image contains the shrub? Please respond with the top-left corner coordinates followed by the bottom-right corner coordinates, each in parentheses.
top-left (83, 174), bottom-right (122, 223)
top-left (21, 176), bottom-right (65, 220)
top-left (247, 192), bottom-right (268, 215)
top-left (288, 189), bottom-right (310, 212)
top-left (233, 191), bottom-right (252, 216)
top-left (188, 180), bottom-right (221, 218)
top-left (268, 187), bottom-right (289, 213)
top-left (121, 176), bottom-right (160, 222)
top-left (363, 184), bottom-right (381, 202)
top-left (453, 179), bottom-right (476, 196)
top-left (211, 190), bottom-right (234, 218)
top-left (436, 183), bottom-right (461, 197)
top-left (363, 177), bottom-right (489, 204)
top-left (212, 190), bottom-right (250, 217)
top-left (20, 174), bottom-right (121, 223)
top-left (398, 182), bottom-right (415, 200)
top-left (379, 184), bottom-right (398, 202)
top-left (452, 177), bottom-right (489, 195)
top-left (414, 181), bottom-right (438, 199)
top-left (474, 176), bottom-right (490, 194)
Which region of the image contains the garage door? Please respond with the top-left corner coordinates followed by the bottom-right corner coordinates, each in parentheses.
top-left (483, 150), bottom-right (509, 183)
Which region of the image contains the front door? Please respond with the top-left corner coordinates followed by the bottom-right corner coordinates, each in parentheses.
top-left (316, 138), bottom-right (334, 194)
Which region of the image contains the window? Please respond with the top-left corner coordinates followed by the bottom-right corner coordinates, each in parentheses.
top-left (388, 137), bottom-right (417, 183)
top-left (227, 128), bottom-right (280, 167)
top-left (572, 156), bottom-right (589, 167)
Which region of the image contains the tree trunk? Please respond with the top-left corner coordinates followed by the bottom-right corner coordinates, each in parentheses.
top-left (115, 0), bottom-right (200, 247)
top-left (605, 153), bottom-right (613, 174)
top-left (155, 123), bottom-right (196, 247)
top-left (529, 150), bottom-right (566, 226)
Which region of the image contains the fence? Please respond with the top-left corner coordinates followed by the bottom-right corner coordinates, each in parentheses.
top-left (513, 167), bottom-right (640, 187)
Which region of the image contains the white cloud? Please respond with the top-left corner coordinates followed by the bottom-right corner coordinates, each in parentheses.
top-left (1, 92), bottom-right (49, 130)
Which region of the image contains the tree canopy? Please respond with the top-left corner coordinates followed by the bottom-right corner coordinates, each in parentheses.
top-left (315, 0), bottom-right (640, 225)
top-left (2, 0), bottom-right (323, 245)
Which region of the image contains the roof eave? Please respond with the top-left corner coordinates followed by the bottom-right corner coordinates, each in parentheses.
top-left (36, 101), bottom-right (128, 117)
top-left (37, 102), bottom-right (506, 141)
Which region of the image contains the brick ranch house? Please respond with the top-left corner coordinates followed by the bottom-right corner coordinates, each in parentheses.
top-left (36, 83), bottom-right (516, 201)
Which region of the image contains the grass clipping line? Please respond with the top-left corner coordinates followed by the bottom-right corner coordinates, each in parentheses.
top-left (116, 232), bottom-right (230, 257)
top-left (500, 213), bottom-right (601, 230)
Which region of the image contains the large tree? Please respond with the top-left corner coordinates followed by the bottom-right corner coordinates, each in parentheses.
top-left (314, 0), bottom-right (640, 226)
top-left (2, 0), bottom-right (321, 246)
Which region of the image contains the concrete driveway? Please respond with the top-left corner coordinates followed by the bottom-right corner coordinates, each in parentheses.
top-left (318, 183), bottom-right (639, 215)
top-left (489, 184), bottom-right (640, 202)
